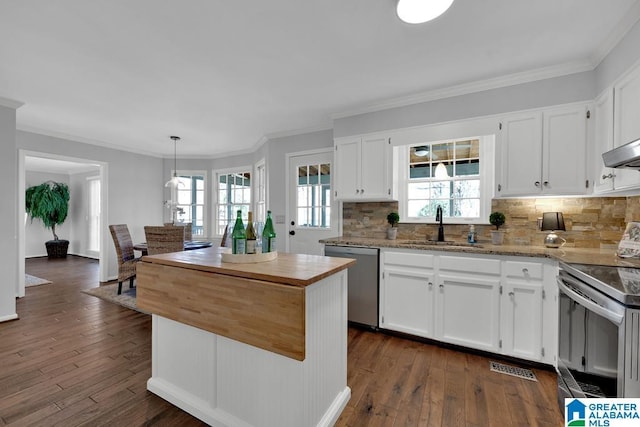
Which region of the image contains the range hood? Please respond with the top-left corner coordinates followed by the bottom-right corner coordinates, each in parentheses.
top-left (603, 137), bottom-right (640, 169)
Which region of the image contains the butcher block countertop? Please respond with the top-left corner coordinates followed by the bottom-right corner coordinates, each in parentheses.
top-left (321, 237), bottom-right (640, 268)
top-left (140, 246), bottom-right (355, 287)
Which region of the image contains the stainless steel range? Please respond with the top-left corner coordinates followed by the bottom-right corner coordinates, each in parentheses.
top-left (557, 262), bottom-right (640, 402)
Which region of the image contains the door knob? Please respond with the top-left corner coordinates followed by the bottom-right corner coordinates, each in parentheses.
top-left (289, 230), bottom-right (295, 236)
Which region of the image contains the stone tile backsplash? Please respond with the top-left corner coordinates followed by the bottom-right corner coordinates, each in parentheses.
top-left (342, 196), bottom-right (640, 249)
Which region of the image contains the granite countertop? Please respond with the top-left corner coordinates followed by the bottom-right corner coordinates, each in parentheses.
top-left (321, 237), bottom-right (640, 268)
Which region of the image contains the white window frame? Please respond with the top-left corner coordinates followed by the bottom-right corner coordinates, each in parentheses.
top-left (173, 170), bottom-right (207, 237)
top-left (86, 175), bottom-right (101, 256)
top-left (397, 134), bottom-right (495, 224)
top-left (213, 166), bottom-right (253, 237)
top-left (254, 158), bottom-right (267, 224)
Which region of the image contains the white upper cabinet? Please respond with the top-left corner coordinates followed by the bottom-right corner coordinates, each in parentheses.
top-left (593, 89), bottom-right (616, 193)
top-left (334, 135), bottom-right (394, 201)
top-left (498, 104), bottom-right (589, 196)
top-left (611, 64), bottom-right (640, 190)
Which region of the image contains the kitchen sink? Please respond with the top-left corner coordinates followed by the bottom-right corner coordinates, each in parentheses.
top-left (398, 240), bottom-right (483, 248)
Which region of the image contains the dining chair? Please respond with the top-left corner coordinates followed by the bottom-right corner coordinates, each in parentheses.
top-left (163, 222), bottom-right (192, 241)
top-left (144, 226), bottom-right (185, 255)
top-left (109, 224), bottom-right (140, 295)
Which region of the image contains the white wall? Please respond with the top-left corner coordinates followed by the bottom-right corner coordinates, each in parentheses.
top-left (18, 131), bottom-right (164, 281)
top-left (595, 18), bottom-right (640, 94)
top-left (25, 171), bottom-right (72, 257)
top-left (0, 103), bottom-right (18, 321)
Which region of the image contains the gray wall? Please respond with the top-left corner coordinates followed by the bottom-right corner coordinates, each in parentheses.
top-left (18, 131), bottom-right (164, 281)
top-left (0, 104), bottom-right (17, 321)
top-left (595, 19), bottom-right (640, 94)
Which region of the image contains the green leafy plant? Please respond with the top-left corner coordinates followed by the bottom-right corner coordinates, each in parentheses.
top-left (489, 211), bottom-right (506, 230)
top-left (25, 181), bottom-right (70, 240)
top-left (387, 212), bottom-right (400, 227)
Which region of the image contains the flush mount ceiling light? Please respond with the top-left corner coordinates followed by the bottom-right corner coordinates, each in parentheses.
top-left (164, 135), bottom-right (182, 188)
top-left (397, 0), bottom-right (454, 24)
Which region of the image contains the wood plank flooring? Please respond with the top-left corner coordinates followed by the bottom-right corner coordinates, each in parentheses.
top-left (0, 256), bottom-right (564, 426)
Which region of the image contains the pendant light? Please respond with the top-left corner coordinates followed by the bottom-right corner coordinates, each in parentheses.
top-left (397, 0), bottom-right (454, 24)
top-left (164, 135), bottom-right (181, 187)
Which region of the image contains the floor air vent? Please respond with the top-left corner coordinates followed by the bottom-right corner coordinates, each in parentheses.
top-left (489, 361), bottom-right (537, 381)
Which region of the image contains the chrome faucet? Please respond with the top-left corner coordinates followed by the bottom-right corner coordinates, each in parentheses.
top-left (435, 205), bottom-right (445, 242)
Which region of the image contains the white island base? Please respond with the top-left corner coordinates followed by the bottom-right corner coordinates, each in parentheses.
top-left (146, 271), bottom-right (350, 427)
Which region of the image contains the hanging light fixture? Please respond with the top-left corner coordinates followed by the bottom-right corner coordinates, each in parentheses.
top-left (164, 135), bottom-right (181, 187)
top-left (435, 162), bottom-right (449, 179)
top-left (397, 0), bottom-right (454, 24)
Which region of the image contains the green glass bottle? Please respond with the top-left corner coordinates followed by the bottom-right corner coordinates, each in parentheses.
top-left (245, 211), bottom-right (257, 254)
top-left (261, 210), bottom-right (276, 253)
top-left (232, 210), bottom-right (247, 254)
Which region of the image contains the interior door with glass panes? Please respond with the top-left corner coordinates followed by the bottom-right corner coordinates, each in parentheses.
top-left (287, 150), bottom-right (340, 255)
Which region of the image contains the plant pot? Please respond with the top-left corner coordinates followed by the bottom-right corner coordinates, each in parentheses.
top-left (490, 230), bottom-right (505, 245)
top-left (45, 239), bottom-right (69, 259)
top-left (387, 227), bottom-right (398, 240)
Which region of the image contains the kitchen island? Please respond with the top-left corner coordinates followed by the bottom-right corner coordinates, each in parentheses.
top-left (137, 247), bottom-right (355, 427)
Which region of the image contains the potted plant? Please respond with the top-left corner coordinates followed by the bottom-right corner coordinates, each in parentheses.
top-left (489, 211), bottom-right (506, 245)
top-left (25, 181), bottom-right (71, 258)
top-left (386, 212), bottom-right (400, 240)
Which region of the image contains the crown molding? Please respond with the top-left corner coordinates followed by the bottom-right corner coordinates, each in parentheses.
top-left (0, 96), bottom-right (24, 109)
top-left (16, 124), bottom-right (163, 158)
top-left (264, 121), bottom-right (333, 141)
top-left (331, 61), bottom-right (594, 120)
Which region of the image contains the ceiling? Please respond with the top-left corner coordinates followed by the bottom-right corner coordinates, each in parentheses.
top-left (1, 0), bottom-right (639, 158)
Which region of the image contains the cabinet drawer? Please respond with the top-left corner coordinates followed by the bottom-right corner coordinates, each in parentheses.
top-left (383, 251), bottom-right (434, 268)
top-left (504, 261), bottom-right (543, 280)
top-left (439, 256), bottom-right (500, 275)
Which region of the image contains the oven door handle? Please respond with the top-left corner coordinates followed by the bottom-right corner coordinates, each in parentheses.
top-left (557, 277), bottom-right (624, 325)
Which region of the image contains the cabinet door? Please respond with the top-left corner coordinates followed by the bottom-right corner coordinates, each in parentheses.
top-left (593, 90), bottom-right (615, 193)
top-left (613, 65), bottom-right (640, 190)
top-left (502, 281), bottom-right (543, 361)
top-left (380, 267), bottom-right (434, 338)
top-left (360, 136), bottom-right (389, 200)
top-left (436, 273), bottom-right (501, 353)
top-left (499, 113), bottom-right (543, 195)
top-left (334, 138), bottom-right (360, 200)
top-left (543, 105), bottom-right (588, 195)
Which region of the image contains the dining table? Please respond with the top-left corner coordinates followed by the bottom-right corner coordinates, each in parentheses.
top-left (134, 240), bottom-right (213, 256)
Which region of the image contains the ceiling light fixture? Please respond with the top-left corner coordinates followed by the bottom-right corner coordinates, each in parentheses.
top-left (435, 162), bottom-right (449, 179)
top-left (164, 135), bottom-right (182, 188)
top-left (414, 146), bottom-right (430, 157)
top-left (397, 0), bottom-right (454, 24)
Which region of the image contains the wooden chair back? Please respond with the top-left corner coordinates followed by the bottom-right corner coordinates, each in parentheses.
top-left (144, 226), bottom-right (185, 255)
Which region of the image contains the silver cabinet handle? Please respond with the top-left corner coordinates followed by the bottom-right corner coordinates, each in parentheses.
top-left (535, 181), bottom-right (541, 187)
top-left (509, 292), bottom-right (515, 297)
top-left (355, 189), bottom-right (360, 194)
top-left (522, 268), bottom-right (528, 274)
top-left (602, 173), bottom-right (615, 180)
top-left (543, 181), bottom-right (549, 186)
top-left (428, 281), bottom-right (433, 288)
top-left (439, 284), bottom-right (444, 289)
top-left (361, 188), bottom-right (364, 194)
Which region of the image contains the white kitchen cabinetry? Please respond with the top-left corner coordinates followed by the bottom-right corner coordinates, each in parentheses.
top-left (611, 65), bottom-right (640, 190)
top-left (499, 104), bottom-right (589, 196)
top-left (379, 250), bottom-right (435, 337)
top-left (378, 248), bottom-right (558, 365)
top-left (436, 255), bottom-right (501, 353)
top-left (334, 135), bottom-right (394, 201)
top-left (593, 89), bottom-right (616, 193)
top-left (501, 261), bottom-right (545, 362)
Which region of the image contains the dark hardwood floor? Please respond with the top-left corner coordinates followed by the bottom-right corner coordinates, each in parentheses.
top-left (0, 256), bottom-right (564, 426)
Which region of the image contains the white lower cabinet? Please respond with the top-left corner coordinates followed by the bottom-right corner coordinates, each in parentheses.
top-left (436, 255), bottom-right (501, 353)
top-left (379, 249), bottom-right (558, 365)
top-left (380, 250), bottom-right (435, 338)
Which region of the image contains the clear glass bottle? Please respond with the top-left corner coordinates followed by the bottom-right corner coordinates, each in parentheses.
top-left (232, 210), bottom-right (247, 254)
top-left (245, 211), bottom-right (257, 254)
top-left (261, 210), bottom-right (276, 253)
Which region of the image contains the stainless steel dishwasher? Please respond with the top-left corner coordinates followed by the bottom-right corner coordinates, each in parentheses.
top-left (324, 245), bottom-right (379, 328)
